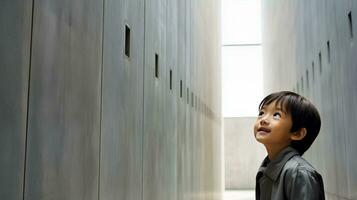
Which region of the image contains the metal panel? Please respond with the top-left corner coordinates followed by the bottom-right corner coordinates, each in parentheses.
top-left (24, 0), bottom-right (102, 199)
top-left (99, 0), bottom-right (144, 199)
top-left (176, 1), bottom-right (188, 199)
top-left (143, 0), bottom-right (168, 199)
top-left (165, 0), bottom-right (179, 199)
top-left (0, 1), bottom-right (32, 199)
top-left (347, 3), bottom-right (357, 199)
top-left (185, 0), bottom-right (194, 198)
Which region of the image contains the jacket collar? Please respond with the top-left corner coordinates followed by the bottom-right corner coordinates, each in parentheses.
top-left (258, 146), bottom-right (299, 182)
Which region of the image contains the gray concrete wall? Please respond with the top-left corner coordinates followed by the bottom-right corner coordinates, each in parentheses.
top-left (0, 0), bottom-right (222, 200)
top-left (224, 117), bottom-right (266, 190)
top-left (0, 1), bottom-right (32, 199)
top-left (262, 1), bottom-right (357, 199)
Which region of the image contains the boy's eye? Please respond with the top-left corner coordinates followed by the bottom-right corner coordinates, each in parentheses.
top-left (258, 111), bottom-right (264, 116)
top-left (273, 112), bottom-right (281, 118)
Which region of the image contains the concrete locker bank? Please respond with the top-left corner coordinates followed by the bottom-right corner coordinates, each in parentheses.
top-left (0, 0), bottom-right (222, 199)
top-left (262, 1), bottom-right (357, 199)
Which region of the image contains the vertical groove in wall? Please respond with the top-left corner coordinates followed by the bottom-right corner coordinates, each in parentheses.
top-left (23, 0), bottom-right (36, 199)
top-left (98, 0), bottom-right (106, 199)
top-left (142, 0), bottom-right (147, 199)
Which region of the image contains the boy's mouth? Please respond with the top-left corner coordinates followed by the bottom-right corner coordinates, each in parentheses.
top-left (257, 127), bottom-right (271, 134)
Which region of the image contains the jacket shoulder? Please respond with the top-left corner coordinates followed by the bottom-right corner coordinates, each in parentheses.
top-left (285, 155), bottom-right (317, 172)
top-left (282, 156), bottom-right (323, 186)
top-left (281, 155), bottom-right (325, 199)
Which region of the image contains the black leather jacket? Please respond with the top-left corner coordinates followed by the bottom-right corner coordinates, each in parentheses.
top-left (256, 146), bottom-right (325, 200)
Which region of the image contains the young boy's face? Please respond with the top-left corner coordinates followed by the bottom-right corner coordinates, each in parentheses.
top-left (253, 101), bottom-right (293, 148)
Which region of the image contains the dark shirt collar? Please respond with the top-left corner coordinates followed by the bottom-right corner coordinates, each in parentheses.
top-left (258, 146), bottom-right (299, 181)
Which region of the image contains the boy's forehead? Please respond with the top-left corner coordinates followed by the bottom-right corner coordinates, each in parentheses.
top-left (261, 100), bottom-right (287, 111)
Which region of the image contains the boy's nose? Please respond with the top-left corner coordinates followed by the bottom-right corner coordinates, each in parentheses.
top-left (260, 118), bottom-right (269, 125)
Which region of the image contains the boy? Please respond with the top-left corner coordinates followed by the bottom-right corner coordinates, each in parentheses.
top-left (254, 91), bottom-right (325, 200)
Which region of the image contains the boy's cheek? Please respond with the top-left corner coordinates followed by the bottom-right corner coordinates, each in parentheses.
top-left (253, 123), bottom-right (259, 133)
top-left (253, 126), bottom-right (259, 138)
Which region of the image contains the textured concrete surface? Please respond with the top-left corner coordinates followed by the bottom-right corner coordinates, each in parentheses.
top-left (25, 0), bottom-right (103, 199)
top-left (0, 0), bottom-right (222, 200)
top-left (224, 117), bottom-right (266, 190)
top-left (0, 1), bottom-right (32, 199)
top-left (262, 1), bottom-right (357, 199)
top-left (100, 0), bottom-right (144, 199)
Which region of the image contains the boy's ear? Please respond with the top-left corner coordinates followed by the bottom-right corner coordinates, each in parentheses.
top-left (290, 128), bottom-right (307, 141)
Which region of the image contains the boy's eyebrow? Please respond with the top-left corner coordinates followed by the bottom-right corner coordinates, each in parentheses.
top-left (276, 107), bottom-right (287, 114)
top-left (260, 105), bottom-right (287, 114)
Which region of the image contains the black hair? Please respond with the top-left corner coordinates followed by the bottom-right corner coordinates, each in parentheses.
top-left (258, 91), bottom-right (321, 155)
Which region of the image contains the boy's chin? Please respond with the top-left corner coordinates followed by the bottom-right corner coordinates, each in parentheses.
top-left (255, 134), bottom-right (272, 145)
top-left (254, 136), bottom-right (266, 144)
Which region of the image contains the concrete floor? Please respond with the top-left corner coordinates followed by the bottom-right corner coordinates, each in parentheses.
top-left (224, 190), bottom-right (255, 200)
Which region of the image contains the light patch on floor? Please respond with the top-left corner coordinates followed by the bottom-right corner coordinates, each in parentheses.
top-left (224, 190), bottom-right (255, 200)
